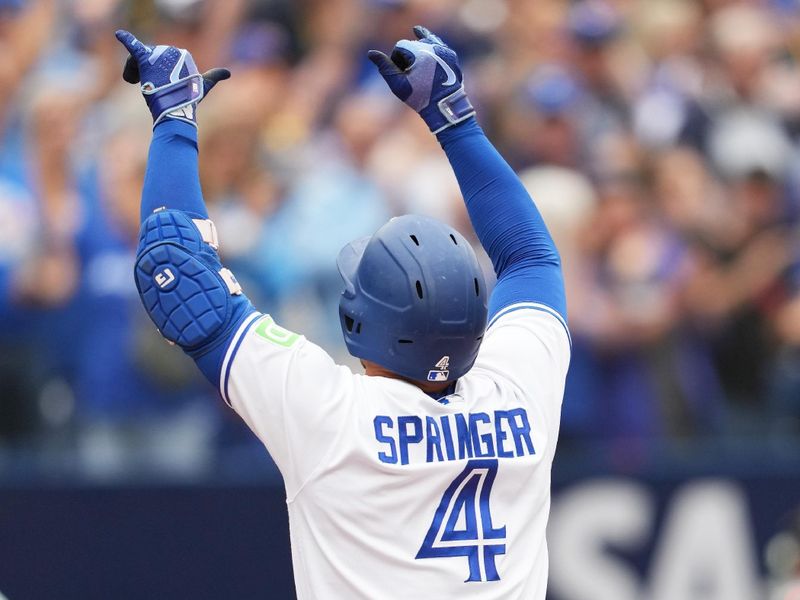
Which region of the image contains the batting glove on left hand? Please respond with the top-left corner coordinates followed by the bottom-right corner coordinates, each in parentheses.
top-left (115, 29), bottom-right (230, 127)
top-left (368, 26), bottom-right (475, 134)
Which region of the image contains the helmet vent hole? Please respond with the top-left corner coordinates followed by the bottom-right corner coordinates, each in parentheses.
top-left (476, 335), bottom-right (483, 342)
top-left (356, 322), bottom-right (362, 334)
top-left (474, 278), bottom-right (480, 296)
top-left (450, 234), bottom-right (458, 245)
top-left (398, 339), bottom-right (414, 344)
top-left (409, 234), bottom-right (420, 246)
top-left (345, 315), bottom-right (355, 333)
top-left (415, 280), bottom-right (424, 299)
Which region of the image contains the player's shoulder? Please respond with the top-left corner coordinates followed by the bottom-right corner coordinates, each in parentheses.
top-left (221, 312), bottom-right (346, 405)
top-left (224, 312), bottom-right (305, 361)
top-left (485, 301), bottom-right (571, 348)
top-left (469, 302), bottom-right (571, 398)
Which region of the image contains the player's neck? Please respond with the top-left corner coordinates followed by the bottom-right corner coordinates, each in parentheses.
top-left (361, 360), bottom-right (452, 394)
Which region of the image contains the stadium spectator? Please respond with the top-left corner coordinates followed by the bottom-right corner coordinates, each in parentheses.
top-left (1, 0), bottom-right (799, 473)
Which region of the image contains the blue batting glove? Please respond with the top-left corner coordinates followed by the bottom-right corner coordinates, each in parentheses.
top-left (368, 26), bottom-right (475, 134)
top-left (115, 29), bottom-right (230, 127)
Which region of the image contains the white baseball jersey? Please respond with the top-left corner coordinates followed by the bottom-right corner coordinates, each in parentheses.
top-left (221, 302), bottom-right (570, 599)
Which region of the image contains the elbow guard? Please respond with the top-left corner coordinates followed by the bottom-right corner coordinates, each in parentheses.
top-left (134, 209), bottom-right (252, 351)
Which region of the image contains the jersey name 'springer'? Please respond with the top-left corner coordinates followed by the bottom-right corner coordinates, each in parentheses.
top-left (373, 408), bottom-right (535, 465)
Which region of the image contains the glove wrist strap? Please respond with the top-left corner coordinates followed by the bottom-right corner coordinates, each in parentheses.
top-left (143, 74), bottom-right (204, 126)
top-left (431, 86), bottom-right (476, 134)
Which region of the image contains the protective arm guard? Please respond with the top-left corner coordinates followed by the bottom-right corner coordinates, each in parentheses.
top-left (134, 209), bottom-right (255, 377)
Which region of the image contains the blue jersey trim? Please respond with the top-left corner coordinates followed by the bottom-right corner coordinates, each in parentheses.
top-left (219, 312), bottom-right (262, 406)
top-left (488, 302), bottom-right (571, 347)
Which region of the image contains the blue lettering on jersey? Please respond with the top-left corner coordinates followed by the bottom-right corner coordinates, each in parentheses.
top-left (507, 408), bottom-right (535, 456)
top-left (455, 414), bottom-right (473, 460)
top-left (373, 410), bottom-right (535, 465)
top-left (426, 416), bottom-right (444, 463)
top-left (374, 416), bottom-right (397, 464)
top-left (440, 416), bottom-right (456, 461)
top-left (398, 415), bottom-right (423, 465)
top-left (494, 410), bottom-right (512, 458)
top-left (469, 413), bottom-right (494, 458)
top-left (416, 458), bottom-right (506, 581)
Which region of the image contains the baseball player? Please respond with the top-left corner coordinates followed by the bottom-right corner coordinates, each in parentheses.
top-left (117, 25), bottom-right (569, 599)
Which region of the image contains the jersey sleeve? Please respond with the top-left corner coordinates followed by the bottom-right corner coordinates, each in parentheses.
top-left (472, 303), bottom-right (571, 427)
top-left (220, 313), bottom-right (355, 496)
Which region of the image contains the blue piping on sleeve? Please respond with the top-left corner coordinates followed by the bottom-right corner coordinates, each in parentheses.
top-left (190, 308), bottom-right (258, 390)
top-left (219, 312), bottom-right (262, 406)
top-left (488, 302), bottom-right (571, 347)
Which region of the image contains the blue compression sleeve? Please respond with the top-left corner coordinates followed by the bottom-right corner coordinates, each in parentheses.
top-left (140, 118), bottom-right (254, 387)
top-left (437, 118), bottom-right (566, 321)
top-left (141, 119), bottom-right (208, 221)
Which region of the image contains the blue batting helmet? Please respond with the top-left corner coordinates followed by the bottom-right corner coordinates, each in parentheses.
top-left (337, 215), bottom-right (488, 383)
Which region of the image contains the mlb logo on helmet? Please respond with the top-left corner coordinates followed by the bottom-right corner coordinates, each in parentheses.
top-left (427, 356), bottom-right (450, 382)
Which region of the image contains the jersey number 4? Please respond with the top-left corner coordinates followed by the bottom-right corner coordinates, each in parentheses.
top-left (416, 458), bottom-right (506, 582)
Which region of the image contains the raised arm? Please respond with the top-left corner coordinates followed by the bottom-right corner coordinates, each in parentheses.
top-left (437, 120), bottom-right (564, 321)
top-left (368, 27), bottom-right (565, 324)
top-left (115, 32), bottom-right (358, 484)
top-left (115, 31), bottom-right (257, 387)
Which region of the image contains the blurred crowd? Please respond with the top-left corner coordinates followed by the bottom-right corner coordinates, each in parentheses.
top-left (1, 0), bottom-right (799, 477)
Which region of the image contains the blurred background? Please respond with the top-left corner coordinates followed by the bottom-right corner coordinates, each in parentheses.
top-left (0, 0), bottom-right (799, 598)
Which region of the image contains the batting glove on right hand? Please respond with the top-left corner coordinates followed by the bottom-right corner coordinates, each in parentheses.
top-left (368, 26), bottom-right (475, 134)
top-left (115, 29), bottom-right (230, 127)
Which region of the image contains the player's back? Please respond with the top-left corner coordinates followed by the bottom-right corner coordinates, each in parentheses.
top-left (279, 305), bottom-right (569, 600)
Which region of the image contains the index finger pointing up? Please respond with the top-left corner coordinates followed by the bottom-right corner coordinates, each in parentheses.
top-left (115, 30), bottom-right (150, 60)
